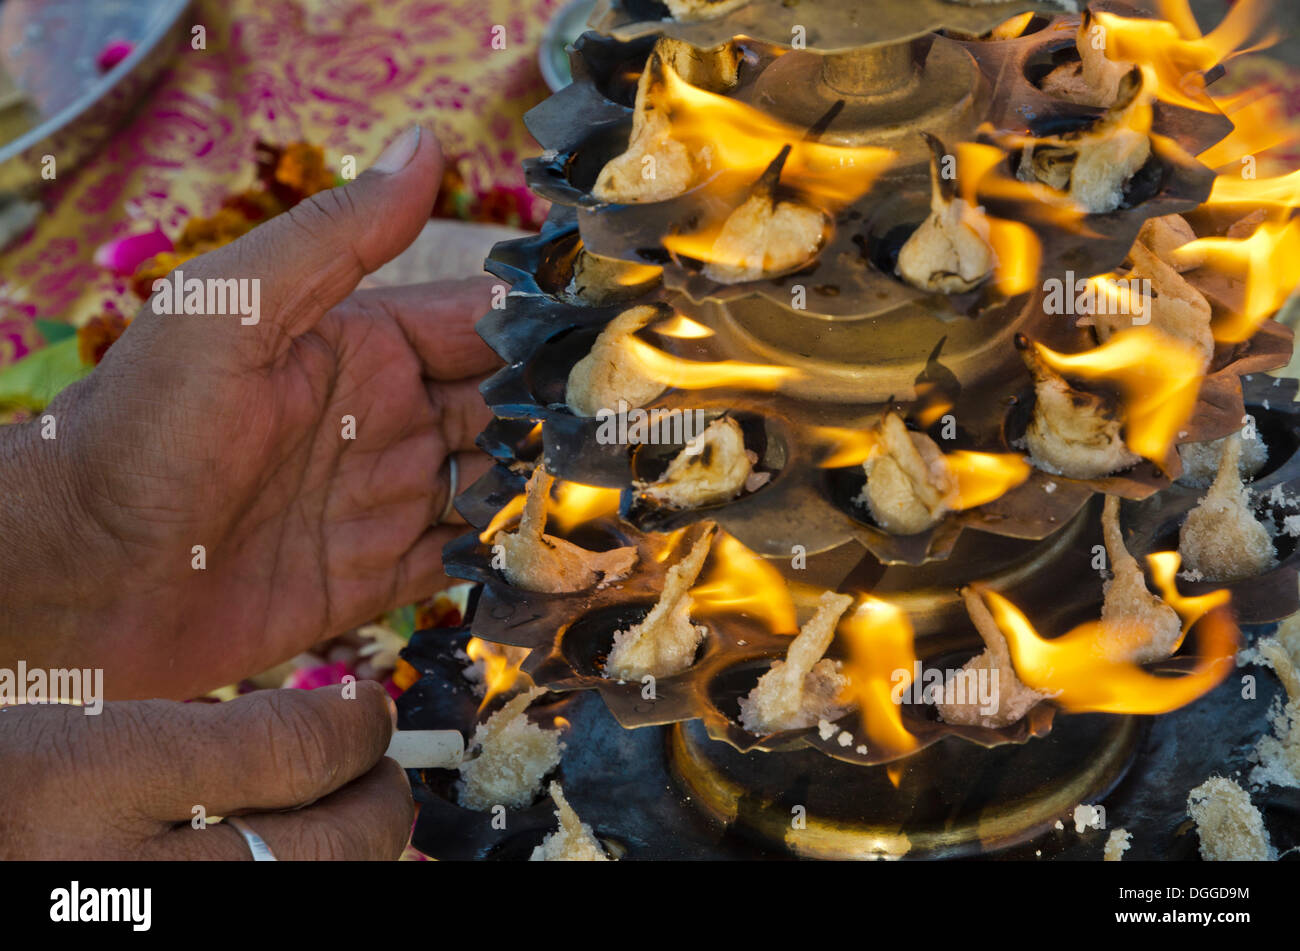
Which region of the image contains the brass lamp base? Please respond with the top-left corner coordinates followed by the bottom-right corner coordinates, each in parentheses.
top-left (670, 712), bottom-right (1141, 860)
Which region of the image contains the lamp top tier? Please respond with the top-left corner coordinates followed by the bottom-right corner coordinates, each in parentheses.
top-left (589, 0), bottom-right (1076, 53)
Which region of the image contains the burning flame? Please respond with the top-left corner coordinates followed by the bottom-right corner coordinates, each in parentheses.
top-left (839, 598), bottom-right (921, 759)
top-left (613, 261), bottom-right (664, 287)
top-left (479, 493), bottom-right (527, 543)
top-left (1148, 550), bottom-right (1232, 645)
top-left (1197, 89), bottom-right (1297, 170)
top-left (652, 527), bottom-right (689, 563)
top-left (466, 637), bottom-right (531, 711)
top-left (548, 481), bottom-right (623, 533)
top-left (974, 569), bottom-right (1237, 714)
top-left (989, 12), bottom-right (1036, 41)
top-left (1084, 272), bottom-right (1145, 316)
top-left (478, 478), bottom-right (622, 542)
top-left (1093, 1), bottom-right (1277, 112)
top-left (1178, 217), bottom-right (1300, 343)
top-left (810, 425), bottom-right (879, 469)
top-left (949, 140), bottom-right (1094, 297)
top-left (810, 422), bottom-right (1028, 508)
top-left (654, 313), bottom-right (715, 339)
top-left (689, 532), bottom-right (797, 634)
top-left (621, 334), bottom-right (802, 390)
top-left (945, 451), bottom-right (1032, 510)
top-left (654, 61), bottom-right (896, 204)
top-left (1205, 167), bottom-right (1300, 208)
top-left (1029, 328), bottom-right (1204, 463)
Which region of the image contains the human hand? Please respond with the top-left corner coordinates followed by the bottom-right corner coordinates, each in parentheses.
top-left (0, 681), bottom-right (411, 859)
top-left (1, 125), bottom-right (499, 698)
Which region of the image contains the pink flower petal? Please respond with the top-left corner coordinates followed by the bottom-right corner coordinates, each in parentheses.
top-left (96, 40), bottom-right (135, 72)
top-left (93, 227), bottom-right (173, 275)
top-left (283, 661), bottom-right (352, 691)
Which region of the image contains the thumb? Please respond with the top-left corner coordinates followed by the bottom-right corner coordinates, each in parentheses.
top-left (185, 124), bottom-right (442, 343)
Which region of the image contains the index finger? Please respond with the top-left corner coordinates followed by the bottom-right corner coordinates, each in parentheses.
top-left (124, 681), bottom-right (395, 821)
top-left (348, 277), bottom-right (502, 380)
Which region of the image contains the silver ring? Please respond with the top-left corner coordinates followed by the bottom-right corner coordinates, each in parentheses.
top-left (227, 817), bottom-right (278, 861)
top-left (438, 455), bottom-right (459, 524)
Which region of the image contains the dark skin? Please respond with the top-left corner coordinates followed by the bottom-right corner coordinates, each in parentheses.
top-left (0, 125), bottom-right (502, 857)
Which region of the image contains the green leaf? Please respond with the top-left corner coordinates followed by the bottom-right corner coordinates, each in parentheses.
top-left (34, 320), bottom-right (76, 344)
top-left (383, 604), bottom-right (417, 640)
top-left (0, 338), bottom-right (92, 412)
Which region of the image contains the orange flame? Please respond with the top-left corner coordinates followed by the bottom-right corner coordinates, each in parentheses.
top-left (653, 313), bottom-right (715, 339)
top-left (478, 478), bottom-right (622, 542)
top-left (655, 61), bottom-right (896, 204)
top-left (951, 140), bottom-right (1083, 296)
top-left (1197, 89), bottom-right (1298, 171)
top-left (839, 598), bottom-right (921, 759)
top-left (1205, 167), bottom-right (1300, 208)
top-left (621, 334), bottom-right (802, 390)
top-left (946, 451), bottom-right (1032, 509)
top-left (613, 261), bottom-right (664, 287)
top-left (1148, 550), bottom-right (1232, 643)
top-left (1093, 2), bottom-right (1277, 112)
top-left (809, 425), bottom-right (879, 469)
top-left (976, 571), bottom-right (1237, 714)
top-left (548, 481), bottom-right (624, 533)
top-left (1177, 218), bottom-right (1300, 343)
top-left (990, 12), bottom-right (1036, 41)
top-left (466, 637), bottom-right (531, 711)
top-left (1030, 328), bottom-right (1204, 462)
top-left (810, 424), bottom-right (1028, 507)
top-left (479, 493), bottom-right (527, 543)
top-left (689, 532), bottom-right (797, 634)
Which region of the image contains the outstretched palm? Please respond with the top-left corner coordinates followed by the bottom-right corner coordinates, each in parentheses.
top-left (45, 129), bottom-right (497, 699)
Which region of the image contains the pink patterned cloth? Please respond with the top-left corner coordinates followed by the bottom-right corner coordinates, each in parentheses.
top-left (0, 0), bottom-right (559, 366)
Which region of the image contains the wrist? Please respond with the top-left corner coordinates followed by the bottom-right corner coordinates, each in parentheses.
top-left (0, 407), bottom-right (112, 667)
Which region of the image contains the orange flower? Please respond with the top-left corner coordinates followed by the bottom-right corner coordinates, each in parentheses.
top-left (391, 658), bottom-right (421, 692)
top-left (275, 143), bottom-right (336, 200)
top-left (77, 313), bottom-right (131, 365)
top-left (125, 142), bottom-right (336, 299)
top-left (131, 251), bottom-right (197, 299)
top-left (178, 207), bottom-right (258, 250)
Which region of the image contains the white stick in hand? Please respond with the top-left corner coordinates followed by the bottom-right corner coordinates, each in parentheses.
top-left (385, 730), bottom-right (464, 769)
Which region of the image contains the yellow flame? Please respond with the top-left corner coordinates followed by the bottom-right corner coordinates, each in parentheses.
top-left (809, 426), bottom-right (1027, 507)
top-left (656, 61), bottom-right (896, 204)
top-left (660, 214), bottom-right (828, 275)
top-left (839, 598), bottom-right (921, 759)
top-left (809, 425), bottom-right (880, 468)
top-left (1094, 2), bottom-right (1277, 112)
top-left (613, 261), bottom-right (664, 287)
top-left (1197, 90), bottom-right (1297, 170)
top-left (1177, 218), bottom-right (1300, 343)
top-left (466, 637), bottom-right (531, 711)
top-left (479, 479), bottom-right (622, 542)
top-left (1085, 272), bottom-right (1145, 316)
top-left (990, 11), bottom-right (1036, 41)
top-left (622, 335), bottom-right (802, 390)
top-left (946, 451), bottom-right (1032, 510)
top-left (652, 527), bottom-right (689, 563)
top-left (548, 481), bottom-right (624, 533)
top-left (1148, 550), bottom-right (1232, 646)
top-left (689, 532), bottom-right (797, 634)
top-left (479, 494), bottom-right (527, 543)
top-left (978, 579), bottom-right (1237, 714)
top-left (653, 313), bottom-right (715, 339)
top-left (1206, 167), bottom-right (1300, 208)
top-left (1031, 328), bottom-right (1204, 462)
top-left (952, 141), bottom-right (1076, 296)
